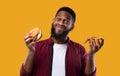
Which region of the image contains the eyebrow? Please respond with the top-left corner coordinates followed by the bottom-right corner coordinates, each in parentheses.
top-left (56, 15), bottom-right (71, 20)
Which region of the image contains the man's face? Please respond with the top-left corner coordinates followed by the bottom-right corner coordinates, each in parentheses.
top-left (51, 11), bottom-right (74, 40)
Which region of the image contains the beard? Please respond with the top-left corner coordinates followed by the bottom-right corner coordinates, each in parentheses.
top-left (51, 24), bottom-right (69, 40)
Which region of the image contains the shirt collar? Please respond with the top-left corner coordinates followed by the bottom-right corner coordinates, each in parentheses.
top-left (48, 36), bottom-right (71, 46)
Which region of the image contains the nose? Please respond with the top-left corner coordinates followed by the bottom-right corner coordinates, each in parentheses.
top-left (58, 20), bottom-right (64, 26)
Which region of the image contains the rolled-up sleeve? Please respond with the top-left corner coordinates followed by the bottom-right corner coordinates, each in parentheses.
top-left (81, 47), bottom-right (96, 76)
top-left (20, 42), bottom-right (39, 76)
top-left (20, 64), bottom-right (33, 76)
top-left (86, 68), bottom-right (96, 76)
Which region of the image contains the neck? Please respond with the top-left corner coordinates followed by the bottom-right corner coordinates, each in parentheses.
top-left (52, 36), bottom-right (68, 44)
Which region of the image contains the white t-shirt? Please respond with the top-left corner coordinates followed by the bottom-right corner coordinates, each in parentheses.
top-left (52, 43), bottom-right (67, 76)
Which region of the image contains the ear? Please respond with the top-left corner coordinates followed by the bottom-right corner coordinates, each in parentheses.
top-left (70, 24), bottom-right (74, 31)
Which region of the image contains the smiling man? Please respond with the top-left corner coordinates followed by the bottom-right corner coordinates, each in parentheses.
top-left (20, 7), bottom-right (104, 76)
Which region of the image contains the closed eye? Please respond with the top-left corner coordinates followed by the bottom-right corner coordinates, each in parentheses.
top-left (64, 19), bottom-right (69, 24)
top-left (55, 17), bottom-right (61, 21)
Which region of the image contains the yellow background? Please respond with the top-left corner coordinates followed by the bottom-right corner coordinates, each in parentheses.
top-left (0, 0), bottom-right (120, 76)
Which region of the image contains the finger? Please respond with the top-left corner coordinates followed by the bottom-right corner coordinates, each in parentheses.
top-left (28, 31), bottom-right (33, 35)
top-left (84, 38), bottom-right (90, 44)
top-left (25, 38), bottom-right (34, 44)
top-left (92, 38), bottom-right (100, 51)
top-left (85, 38), bottom-right (94, 49)
top-left (92, 38), bottom-right (96, 47)
top-left (24, 35), bottom-right (33, 40)
top-left (24, 34), bottom-right (29, 39)
top-left (25, 31), bottom-right (33, 39)
top-left (84, 36), bottom-right (96, 44)
top-left (97, 38), bottom-right (101, 46)
top-left (88, 39), bottom-right (94, 50)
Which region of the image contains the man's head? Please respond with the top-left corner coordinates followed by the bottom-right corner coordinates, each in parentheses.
top-left (51, 7), bottom-right (76, 40)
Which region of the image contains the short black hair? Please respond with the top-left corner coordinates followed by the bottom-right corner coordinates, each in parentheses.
top-left (56, 7), bottom-right (76, 23)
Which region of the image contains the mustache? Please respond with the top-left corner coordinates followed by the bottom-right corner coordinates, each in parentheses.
top-left (54, 24), bottom-right (66, 30)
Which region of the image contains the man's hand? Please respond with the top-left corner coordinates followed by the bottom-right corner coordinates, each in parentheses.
top-left (85, 37), bottom-right (104, 75)
top-left (23, 28), bottom-right (42, 74)
top-left (24, 27), bottom-right (42, 52)
top-left (24, 32), bottom-right (36, 52)
top-left (85, 37), bottom-right (104, 55)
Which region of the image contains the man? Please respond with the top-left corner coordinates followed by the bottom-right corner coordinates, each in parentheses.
top-left (20, 7), bottom-right (104, 76)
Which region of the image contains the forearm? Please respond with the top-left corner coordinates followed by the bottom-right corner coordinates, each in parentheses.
top-left (23, 51), bottom-right (34, 74)
top-left (85, 54), bottom-right (95, 75)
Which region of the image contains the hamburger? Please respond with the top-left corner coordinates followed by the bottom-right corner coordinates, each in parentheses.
top-left (29, 27), bottom-right (42, 42)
